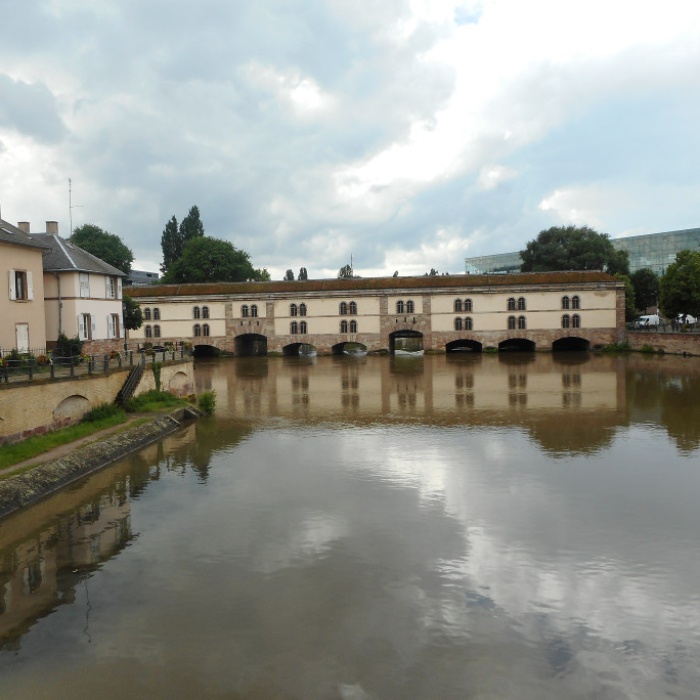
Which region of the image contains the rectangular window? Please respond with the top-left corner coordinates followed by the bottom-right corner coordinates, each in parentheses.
top-left (107, 314), bottom-right (121, 339)
top-left (80, 273), bottom-right (90, 298)
top-left (106, 276), bottom-right (117, 299)
top-left (78, 313), bottom-right (92, 341)
top-left (8, 270), bottom-right (33, 301)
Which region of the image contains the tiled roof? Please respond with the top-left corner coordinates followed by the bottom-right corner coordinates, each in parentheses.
top-left (126, 271), bottom-right (620, 298)
top-left (30, 233), bottom-right (126, 277)
top-left (0, 218), bottom-right (49, 251)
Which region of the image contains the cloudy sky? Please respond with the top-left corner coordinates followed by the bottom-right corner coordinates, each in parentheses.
top-left (1, 0), bottom-right (699, 279)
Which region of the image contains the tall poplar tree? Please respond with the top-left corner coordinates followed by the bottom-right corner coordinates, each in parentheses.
top-left (179, 205), bottom-right (205, 243)
top-left (160, 216), bottom-right (181, 275)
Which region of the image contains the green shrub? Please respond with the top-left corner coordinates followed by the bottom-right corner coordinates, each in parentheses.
top-left (82, 403), bottom-right (125, 422)
top-left (197, 390), bottom-right (217, 415)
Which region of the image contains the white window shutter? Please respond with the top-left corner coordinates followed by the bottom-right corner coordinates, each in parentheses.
top-left (105, 277), bottom-right (110, 297)
top-left (27, 271), bottom-right (34, 300)
top-left (78, 315), bottom-right (84, 340)
top-left (117, 277), bottom-right (122, 298)
top-left (106, 314), bottom-right (111, 338)
top-left (9, 270), bottom-right (16, 300)
top-left (91, 317), bottom-right (96, 335)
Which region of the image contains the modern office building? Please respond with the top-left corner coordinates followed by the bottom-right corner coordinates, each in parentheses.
top-left (465, 227), bottom-right (700, 275)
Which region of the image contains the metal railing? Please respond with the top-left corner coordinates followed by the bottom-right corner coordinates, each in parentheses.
top-left (0, 344), bottom-right (190, 385)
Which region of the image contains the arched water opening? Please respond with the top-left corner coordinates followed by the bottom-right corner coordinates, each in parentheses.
top-left (446, 339), bottom-right (483, 353)
top-left (390, 330), bottom-right (423, 355)
top-left (332, 342), bottom-right (368, 356)
top-left (498, 338), bottom-right (536, 353)
top-left (552, 337), bottom-right (591, 352)
top-left (192, 343), bottom-right (220, 358)
top-left (283, 343), bottom-right (317, 357)
top-left (54, 394), bottom-right (90, 424)
top-left (235, 334), bottom-right (268, 357)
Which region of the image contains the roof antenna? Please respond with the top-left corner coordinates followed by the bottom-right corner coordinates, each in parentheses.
top-left (68, 178), bottom-right (83, 236)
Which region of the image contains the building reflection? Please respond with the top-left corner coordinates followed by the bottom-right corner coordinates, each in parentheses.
top-left (0, 480), bottom-right (133, 649)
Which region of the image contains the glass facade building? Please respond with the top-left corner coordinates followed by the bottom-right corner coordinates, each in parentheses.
top-left (465, 227), bottom-right (700, 275)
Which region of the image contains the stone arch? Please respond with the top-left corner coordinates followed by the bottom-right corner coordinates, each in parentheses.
top-left (389, 330), bottom-right (423, 354)
top-left (498, 338), bottom-right (536, 352)
top-left (446, 339), bottom-right (483, 353)
top-left (552, 336), bottom-right (591, 351)
top-left (53, 394), bottom-right (90, 424)
top-left (167, 370), bottom-right (191, 395)
top-left (234, 333), bottom-right (267, 356)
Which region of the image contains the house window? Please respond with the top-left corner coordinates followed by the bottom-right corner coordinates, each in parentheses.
top-left (517, 297), bottom-right (526, 311)
top-left (194, 306), bottom-right (201, 319)
top-left (406, 300), bottom-right (415, 313)
top-left (572, 314), bottom-right (581, 328)
top-left (572, 296), bottom-right (580, 309)
top-left (9, 270), bottom-right (33, 301)
top-left (203, 324), bottom-right (210, 336)
top-left (242, 305), bottom-right (249, 317)
top-left (300, 321), bottom-right (307, 334)
top-left (291, 321), bottom-right (298, 335)
top-left (349, 301), bottom-right (357, 315)
top-left (396, 300), bottom-right (405, 314)
top-left (299, 303), bottom-right (307, 316)
top-left (562, 296), bottom-right (570, 310)
top-left (144, 308), bottom-right (152, 321)
top-left (349, 320), bottom-right (357, 333)
top-left (562, 314), bottom-right (570, 328)
top-left (108, 314), bottom-right (120, 339)
top-left (508, 315), bottom-right (516, 330)
top-left (454, 299), bottom-right (463, 313)
top-left (340, 320), bottom-right (348, 333)
top-left (153, 308), bottom-right (161, 320)
top-left (194, 324), bottom-right (201, 336)
top-left (290, 303), bottom-right (298, 317)
top-left (78, 313), bottom-right (92, 341)
top-left (154, 325), bottom-right (161, 338)
top-left (464, 299), bottom-right (472, 312)
top-left (455, 317), bottom-right (463, 331)
top-left (202, 306), bottom-right (210, 319)
top-left (518, 316), bottom-right (526, 329)
top-left (465, 317), bottom-right (473, 331)
top-left (80, 273), bottom-right (89, 298)
top-left (106, 276), bottom-right (117, 299)
top-left (251, 304), bottom-right (258, 317)
top-left (340, 302), bottom-right (348, 315)
top-left (145, 325), bottom-right (153, 338)
top-left (507, 297), bottom-right (516, 311)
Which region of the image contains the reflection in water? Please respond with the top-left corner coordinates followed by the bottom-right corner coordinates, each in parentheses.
top-left (1, 354), bottom-right (700, 699)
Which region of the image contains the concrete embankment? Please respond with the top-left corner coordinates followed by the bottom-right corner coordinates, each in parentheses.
top-left (0, 407), bottom-right (201, 520)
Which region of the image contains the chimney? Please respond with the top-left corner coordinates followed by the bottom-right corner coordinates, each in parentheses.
top-left (46, 221), bottom-right (59, 235)
top-left (18, 222), bottom-right (30, 233)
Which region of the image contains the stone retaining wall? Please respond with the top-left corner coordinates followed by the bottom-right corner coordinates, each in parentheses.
top-left (0, 407), bottom-right (200, 520)
top-left (626, 331), bottom-right (700, 356)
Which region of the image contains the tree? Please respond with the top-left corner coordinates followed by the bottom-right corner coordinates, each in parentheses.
top-left (255, 268), bottom-right (271, 281)
top-left (659, 250), bottom-right (700, 320)
top-left (179, 205), bottom-right (205, 243)
top-left (160, 216), bottom-right (181, 275)
top-left (298, 267), bottom-right (308, 280)
top-left (122, 294), bottom-right (144, 331)
top-left (520, 225), bottom-right (628, 275)
top-left (631, 268), bottom-right (660, 312)
top-left (70, 224), bottom-right (134, 275)
top-left (161, 237), bottom-right (257, 284)
top-left (284, 269), bottom-right (295, 281)
top-left (338, 264), bottom-right (353, 279)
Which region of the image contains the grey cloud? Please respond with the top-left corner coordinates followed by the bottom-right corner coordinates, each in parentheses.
top-left (0, 75), bottom-right (66, 143)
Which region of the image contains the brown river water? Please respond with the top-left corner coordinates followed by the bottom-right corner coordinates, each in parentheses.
top-left (1, 352), bottom-right (700, 699)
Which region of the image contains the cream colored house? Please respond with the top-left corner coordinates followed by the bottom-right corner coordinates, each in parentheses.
top-left (28, 222), bottom-right (126, 354)
top-left (0, 218), bottom-right (48, 353)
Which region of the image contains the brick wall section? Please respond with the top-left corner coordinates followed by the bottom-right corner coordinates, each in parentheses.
top-left (0, 360), bottom-right (194, 445)
top-left (627, 332), bottom-right (700, 356)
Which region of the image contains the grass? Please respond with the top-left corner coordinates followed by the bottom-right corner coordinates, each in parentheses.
top-left (0, 391), bottom-right (193, 474)
top-left (0, 411), bottom-right (127, 473)
top-left (125, 389), bottom-right (190, 413)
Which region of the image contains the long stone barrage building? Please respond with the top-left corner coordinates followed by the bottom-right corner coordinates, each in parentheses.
top-left (126, 272), bottom-right (625, 354)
